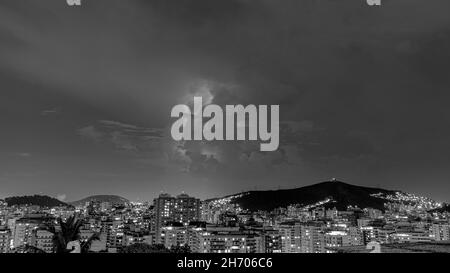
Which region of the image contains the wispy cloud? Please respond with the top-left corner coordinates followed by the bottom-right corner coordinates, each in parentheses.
top-left (16, 152), bottom-right (32, 158)
top-left (77, 120), bottom-right (165, 153)
top-left (40, 107), bottom-right (61, 116)
top-left (56, 193), bottom-right (67, 202)
top-left (77, 126), bottom-right (104, 142)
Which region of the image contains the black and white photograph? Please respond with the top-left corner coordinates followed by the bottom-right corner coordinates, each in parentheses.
top-left (1, 0), bottom-right (450, 265)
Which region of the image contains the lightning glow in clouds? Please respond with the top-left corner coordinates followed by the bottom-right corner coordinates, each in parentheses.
top-left (171, 97), bottom-right (279, 152)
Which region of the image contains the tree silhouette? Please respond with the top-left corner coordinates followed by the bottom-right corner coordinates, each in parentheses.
top-left (12, 245), bottom-right (47, 253)
top-left (46, 216), bottom-right (99, 253)
top-left (121, 243), bottom-right (170, 253)
top-left (170, 244), bottom-right (191, 253)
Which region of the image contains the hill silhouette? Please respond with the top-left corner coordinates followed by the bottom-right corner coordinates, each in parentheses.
top-left (215, 181), bottom-right (398, 211)
top-left (70, 195), bottom-right (129, 207)
top-left (5, 195), bottom-right (71, 208)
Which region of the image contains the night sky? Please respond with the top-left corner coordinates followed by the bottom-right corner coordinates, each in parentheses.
top-left (1, 0), bottom-right (450, 202)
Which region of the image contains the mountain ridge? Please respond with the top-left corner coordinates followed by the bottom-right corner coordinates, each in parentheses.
top-left (70, 195), bottom-right (129, 207)
top-left (4, 195), bottom-right (71, 208)
top-left (207, 181), bottom-right (403, 212)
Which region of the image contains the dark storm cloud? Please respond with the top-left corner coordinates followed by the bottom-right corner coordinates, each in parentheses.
top-left (1, 0), bottom-right (450, 201)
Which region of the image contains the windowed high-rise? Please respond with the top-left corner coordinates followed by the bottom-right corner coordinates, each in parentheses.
top-left (153, 193), bottom-right (200, 244)
top-left (0, 227), bottom-right (11, 253)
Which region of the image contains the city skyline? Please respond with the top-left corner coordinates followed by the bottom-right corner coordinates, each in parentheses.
top-left (1, 184), bottom-right (450, 254)
top-left (1, 178), bottom-right (449, 204)
top-left (1, 0), bottom-right (450, 203)
top-left (3, 182), bottom-right (442, 209)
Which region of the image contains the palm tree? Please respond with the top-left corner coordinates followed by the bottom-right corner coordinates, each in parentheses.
top-left (46, 215), bottom-right (100, 253)
top-left (12, 245), bottom-right (47, 253)
top-left (80, 232), bottom-right (100, 253)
